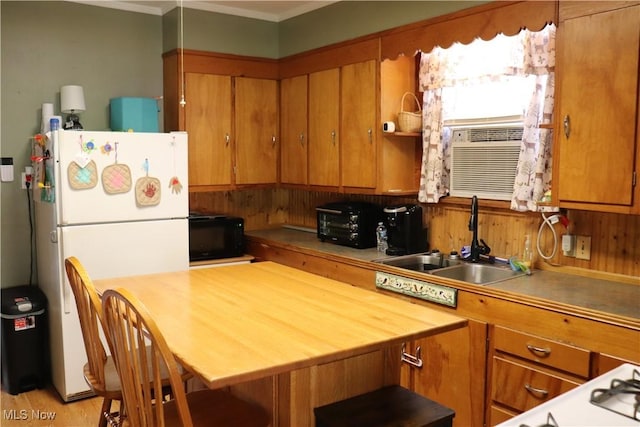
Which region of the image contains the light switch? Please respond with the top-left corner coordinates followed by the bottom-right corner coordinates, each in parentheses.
top-left (1, 157), bottom-right (14, 182)
top-left (576, 235), bottom-right (591, 260)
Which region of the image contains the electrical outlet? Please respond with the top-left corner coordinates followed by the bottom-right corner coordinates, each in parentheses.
top-left (21, 171), bottom-right (33, 190)
top-left (562, 234), bottom-right (576, 257)
top-left (576, 235), bottom-right (591, 260)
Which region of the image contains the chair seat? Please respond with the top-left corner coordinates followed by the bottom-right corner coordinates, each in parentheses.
top-left (85, 349), bottom-right (190, 395)
top-left (121, 389), bottom-right (270, 427)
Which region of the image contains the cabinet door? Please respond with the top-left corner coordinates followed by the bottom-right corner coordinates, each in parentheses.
top-left (280, 75), bottom-right (308, 185)
top-left (556, 5), bottom-right (639, 210)
top-left (402, 319), bottom-right (487, 427)
top-left (308, 68), bottom-right (340, 187)
top-left (341, 60), bottom-right (377, 189)
top-left (235, 77), bottom-right (278, 185)
top-left (185, 73), bottom-right (232, 187)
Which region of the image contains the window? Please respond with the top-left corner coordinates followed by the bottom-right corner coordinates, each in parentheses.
top-left (417, 25), bottom-right (556, 212)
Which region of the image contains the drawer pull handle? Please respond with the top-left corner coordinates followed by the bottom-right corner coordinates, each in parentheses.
top-left (401, 343), bottom-right (423, 368)
top-left (524, 383), bottom-right (549, 398)
top-left (526, 344), bottom-right (551, 357)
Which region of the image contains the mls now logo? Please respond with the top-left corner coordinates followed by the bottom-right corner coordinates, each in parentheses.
top-left (3, 409), bottom-right (56, 420)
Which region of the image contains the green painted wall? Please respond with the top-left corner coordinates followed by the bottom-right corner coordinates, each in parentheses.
top-left (163, 8), bottom-right (280, 57)
top-left (1, 1), bottom-right (163, 287)
top-left (279, 1), bottom-right (486, 57)
top-left (1, 0), bottom-right (482, 288)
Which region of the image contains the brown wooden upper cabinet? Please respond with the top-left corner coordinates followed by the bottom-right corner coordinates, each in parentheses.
top-left (163, 50), bottom-right (279, 191)
top-left (280, 75), bottom-right (308, 186)
top-left (184, 73), bottom-right (232, 187)
top-left (341, 60), bottom-right (378, 191)
top-left (234, 77), bottom-right (278, 186)
top-left (308, 68), bottom-right (340, 188)
top-left (554, 2), bottom-right (640, 214)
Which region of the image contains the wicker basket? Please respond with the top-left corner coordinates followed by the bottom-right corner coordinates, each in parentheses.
top-left (397, 92), bottom-right (422, 133)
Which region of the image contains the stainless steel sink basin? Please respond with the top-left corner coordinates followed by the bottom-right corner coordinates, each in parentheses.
top-left (374, 253), bottom-right (525, 285)
top-left (429, 262), bottom-right (524, 285)
top-left (374, 253), bottom-right (452, 272)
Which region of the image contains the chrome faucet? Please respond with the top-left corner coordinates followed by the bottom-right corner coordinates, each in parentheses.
top-left (468, 195), bottom-right (491, 262)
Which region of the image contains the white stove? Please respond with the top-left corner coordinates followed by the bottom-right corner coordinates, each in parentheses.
top-left (497, 363), bottom-right (640, 427)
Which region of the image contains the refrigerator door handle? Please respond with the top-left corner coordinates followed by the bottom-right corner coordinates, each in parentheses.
top-left (52, 229), bottom-right (71, 313)
top-left (63, 281), bottom-right (71, 314)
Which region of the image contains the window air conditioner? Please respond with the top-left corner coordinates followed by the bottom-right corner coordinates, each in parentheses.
top-left (447, 115), bottom-right (523, 201)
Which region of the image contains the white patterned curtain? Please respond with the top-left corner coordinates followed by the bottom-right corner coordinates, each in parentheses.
top-left (417, 25), bottom-right (557, 212)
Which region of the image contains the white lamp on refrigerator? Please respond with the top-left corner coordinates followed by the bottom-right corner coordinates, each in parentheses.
top-left (61, 85), bottom-right (85, 130)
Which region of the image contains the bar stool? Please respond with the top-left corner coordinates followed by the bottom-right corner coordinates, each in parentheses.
top-left (314, 385), bottom-right (454, 427)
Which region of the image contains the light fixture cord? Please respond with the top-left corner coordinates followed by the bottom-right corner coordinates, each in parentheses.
top-left (179, 0), bottom-right (186, 107)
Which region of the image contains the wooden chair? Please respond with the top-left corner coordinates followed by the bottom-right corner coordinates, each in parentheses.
top-left (101, 287), bottom-right (271, 427)
top-left (65, 257), bottom-right (192, 427)
top-left (64, 257), bottom-right (123, 427)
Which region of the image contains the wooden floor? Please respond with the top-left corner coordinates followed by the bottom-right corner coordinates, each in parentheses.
top-left (0, 384), bottom-right (115, 427)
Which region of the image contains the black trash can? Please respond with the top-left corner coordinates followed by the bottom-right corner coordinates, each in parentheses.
top-left (1, 285), bottom-right (49, 395)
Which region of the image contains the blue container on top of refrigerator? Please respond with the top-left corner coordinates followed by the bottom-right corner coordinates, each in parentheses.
top-left (110, 97), bottom-right (159, 132)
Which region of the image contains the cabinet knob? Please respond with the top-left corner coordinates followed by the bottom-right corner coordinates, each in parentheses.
top-left (563, 115), bottom-right (571, 139)
top-left (331, 130), bottom-right (336, 146)
top-left (299, 133), bottom-right (304, 146)
top-left (368, 127), bottom-right (373, 143)
top-left (401, 343), bottom-right (423, 368)
top-left (225, 133), bottom-right (230, 146)
top-left (272, 135), bottom-right (277, 147)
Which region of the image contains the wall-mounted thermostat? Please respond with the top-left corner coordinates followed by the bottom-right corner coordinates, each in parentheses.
top-left (1, 157), bottom-right (14, 182)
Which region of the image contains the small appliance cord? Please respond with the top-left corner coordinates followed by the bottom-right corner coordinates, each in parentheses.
top-left (536, 212), bottom-right (559, 263)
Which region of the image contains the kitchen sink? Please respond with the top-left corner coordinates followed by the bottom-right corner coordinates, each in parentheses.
top-left (373, 253), bottom-right (461, 272)
top-left (429, 262), bottom-right (525, 285)
top-left (374, 253), bottom-right (525, 285)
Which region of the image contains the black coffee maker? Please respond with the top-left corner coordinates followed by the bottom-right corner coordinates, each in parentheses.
top-left (384, 204), bottom-right (428, 256)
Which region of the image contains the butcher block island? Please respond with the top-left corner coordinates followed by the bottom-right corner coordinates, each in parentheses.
top-left (94, 261), bottom-right (466, 426)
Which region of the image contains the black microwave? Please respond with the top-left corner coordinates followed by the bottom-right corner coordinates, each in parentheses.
top-left (188, 213), bottom-right (244, 261)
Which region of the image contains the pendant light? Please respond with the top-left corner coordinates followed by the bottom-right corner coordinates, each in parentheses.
top-left (179, 0), bottom-right (186, 107)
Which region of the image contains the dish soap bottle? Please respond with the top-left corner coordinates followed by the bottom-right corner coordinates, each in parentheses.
top-left (376, 222), bottom-right (388, 253)
top-left (521, 234), bottom-right (533, 269)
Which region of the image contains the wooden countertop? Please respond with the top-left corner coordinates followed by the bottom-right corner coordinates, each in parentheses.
top-left (94, 261), bottom-right (466, 389)
top-left (246, 228), bottom-right (640, 322)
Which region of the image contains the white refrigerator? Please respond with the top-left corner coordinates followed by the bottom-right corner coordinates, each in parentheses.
top-left (33, 129), bottom-right (189, 401)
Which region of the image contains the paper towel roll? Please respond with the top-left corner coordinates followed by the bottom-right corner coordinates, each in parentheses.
top-left (41, 103), bottom-right (54, 133)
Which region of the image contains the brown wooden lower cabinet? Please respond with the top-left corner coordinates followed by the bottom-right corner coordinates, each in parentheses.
top-left (245, 235), bottom-right (640, 427)
top-left (487, 324), bottom-right (590, 424)
top-left (491, 356), bottom-right (582, 413)
top-left (401, 319), bottom-right (487, 427)
top-left (595, 353), bottom-right (638, 376)
top-left (489, 405), bottom-right (517, 426)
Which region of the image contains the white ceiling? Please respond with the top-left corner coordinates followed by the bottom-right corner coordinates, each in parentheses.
top-left (71, 1), bottom-right (338, 22)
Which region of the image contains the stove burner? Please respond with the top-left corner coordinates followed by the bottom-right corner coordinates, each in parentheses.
top-left (518, 412), bottom-right (558, 427)
top-left (590, 368), bottom-right (640, 420)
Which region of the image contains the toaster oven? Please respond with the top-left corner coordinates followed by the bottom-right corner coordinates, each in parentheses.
top-left (316, 202), bottom-right (382, 249)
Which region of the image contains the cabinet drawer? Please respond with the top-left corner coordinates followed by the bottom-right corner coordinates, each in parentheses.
top-left (491, 356), bottom-right (581, 412)
top-left (488, 405), bottom-right (516, 426)
top-left (493, 325), bottom-right (591, 377)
